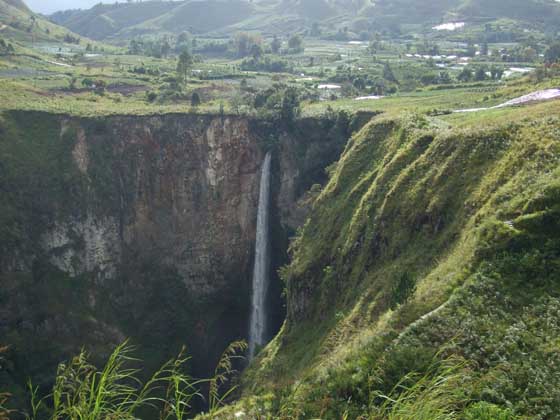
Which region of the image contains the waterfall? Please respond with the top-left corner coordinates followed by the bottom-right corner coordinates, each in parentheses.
top-left (248, 151), bottom-right (272, 360)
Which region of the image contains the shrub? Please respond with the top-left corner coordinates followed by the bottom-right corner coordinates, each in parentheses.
top-left (464, 402), bottom-right (517, 420)
top-left (191, 92), bottom-right (201, 107)
top-left (146, 91), bottom-right (158, 103)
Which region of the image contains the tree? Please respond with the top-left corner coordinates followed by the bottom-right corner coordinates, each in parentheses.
top-left (230, 93), bottom-right (244, 114)
top-left (439, 71), bottom-right (452, 84)
top-left (176, 32), bottom-right (190, 53)
top-left (545, 42), bottom-right (560, 64)
top-left (177, 49), bottom-right (194, 85)
top-left (160, 39), bottom-right (171, 57)
top-left (474, 67), bottom-right (487, 81)
top-left (490, 66), bottom-right (504, 80)
top-left (250, 43), bottom-right (263, 61)
top-left (457, 67), bottom-right (473, 82)
top-left (81, 78), bottom-right (94, 88)
top-left (129, 39), bottom-right (142, 55)
top-left (191, 92), bottom-right (201, 107)
top-left (68, 77), bottom-right (77, 90)
top-left (234, 32), bottom-right (261, 57)
top-left (0, 38), bottom-right (15, 55)
top-left (281, 87), bottom-right (300, 122)
top-left (481, 41), bottom-right (489, 56)
top-left (522, 46), bottom-right (537, 63)
top-left (465, 42), bottom-right (476, 57)
top-left (382, 62), bottom-right (397, 84)
top-left (288, 34), bottom-right (304, 53)
top-left (310, 22), bottom-right (321, 37)
top-left (271, 36), bottom-right (282, 54)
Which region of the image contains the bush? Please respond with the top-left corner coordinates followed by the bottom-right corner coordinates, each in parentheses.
top-left (464, 402), bottom-right (517, 420)
top-left (191, 92), bottom-right (201, 107)
top-left (146, 91), bottom-right (157, 103)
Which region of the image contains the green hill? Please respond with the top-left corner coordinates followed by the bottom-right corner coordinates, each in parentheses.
top-left (50, 0), bottom-right (255, 39)
top-left (361, 0), bottom-right (560, 26)
top-left (0, 0), bottom-right (97, 43)
top-left (46, 0), bottom-right (560, 40)
top-left (50, 1), bottom-right (179, 40)
top-left (3, 0), bottom-right (28, 11)
top-left (457, 0), bottom-right (560, 25)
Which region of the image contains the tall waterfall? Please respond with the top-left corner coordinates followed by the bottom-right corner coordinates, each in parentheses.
top-left (248, 152), bottom-right (272, 360)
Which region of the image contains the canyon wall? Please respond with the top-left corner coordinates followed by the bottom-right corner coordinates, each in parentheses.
top-left (0, 110), bottom-right (357, 400)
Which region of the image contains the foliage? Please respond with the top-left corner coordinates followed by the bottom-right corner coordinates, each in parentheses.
top-left (369, 357), bottom-right (467, 420)
top-left (240, 55), bottom-right (291, 73)
top-left (545, 41), bottom-right (560, 64)
top-left (0, 38), bottom-right (14, 55)
top-left (389, 272), bottom-right (416, 309)
top-left (208, 341), bottom-right (248, 414)
top-left (16, 340), bottom-right (246, 420)
top-left (191, 92), bottom-right (201, 107)
top-left (287, 34), bottom-right (304, 54)
top-left (177, 50), bottom-right (194, 84)
top-left (463, 402), bottom-right (517, 420)
top-left (239, 108), bottom-right (560, 419)
top-left (0, 346), bottom-right (11, 420)
top-left (129, 37), bottom-right (171, 58)
top-left (233, 32), bottom-right (262, 58)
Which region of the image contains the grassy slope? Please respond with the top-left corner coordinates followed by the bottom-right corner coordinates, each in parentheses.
top-left (49, 0), bottom-right (255, 39)
top-left (50, 1), bottom-right (180, 40)
top-left (0, 0), bottom-right (109, 48)
top-left (221, 100), bottom-right (560, 418)
top-left (364, 0), bottom-right (560, 25)
top-left (457, 0), bottom-right (560, 25)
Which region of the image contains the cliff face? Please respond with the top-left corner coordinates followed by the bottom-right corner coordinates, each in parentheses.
top-left (0, 110), bottom-right (355, 399)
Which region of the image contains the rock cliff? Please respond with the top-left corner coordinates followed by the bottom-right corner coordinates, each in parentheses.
top-left (0, 110), bottom-right (357, 400)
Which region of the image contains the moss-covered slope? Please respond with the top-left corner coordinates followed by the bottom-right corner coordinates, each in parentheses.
top-left (236, 110), bottom-right (560, 419)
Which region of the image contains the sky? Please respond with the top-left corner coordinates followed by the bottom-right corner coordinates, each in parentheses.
top-left (25, 0), bottom-right (117, 14)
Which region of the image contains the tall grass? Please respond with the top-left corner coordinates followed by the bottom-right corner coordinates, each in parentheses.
top-left (208, 341), bottom-right (248, 415)
top-left (21, 340), bottom-right (247, 420)
top-left (0, 346), bottom-right (11, 420)
top-left (369, 357), bottom-right (467, 420)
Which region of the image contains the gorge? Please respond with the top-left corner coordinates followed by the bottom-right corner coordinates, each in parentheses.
top-left (2, 103), bottom-right (560, 419)
top-left (0, 109), bottom-right (361, 406)
top-left (2, 0), bottom-right (560, 417)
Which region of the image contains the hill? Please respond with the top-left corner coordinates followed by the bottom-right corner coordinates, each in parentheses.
top-left (49, 1), bottom-right (180, 40)
top-left (0, 0), bottom-right (98, 43)
top-left (50, 0), bottom-right (255, 39)
top-left (47, 0), bottom-right (560, 40)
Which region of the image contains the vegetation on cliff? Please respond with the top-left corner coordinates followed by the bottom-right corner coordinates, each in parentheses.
top-left (0, 108), bottom-right (356, 415)
top-left (2, 0), bottom-right (560, 416)
top-left (212, 101), bottom-right (560, 419)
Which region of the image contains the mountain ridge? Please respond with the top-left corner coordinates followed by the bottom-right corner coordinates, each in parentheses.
top-left (47, 0), bottom-right (560, 40)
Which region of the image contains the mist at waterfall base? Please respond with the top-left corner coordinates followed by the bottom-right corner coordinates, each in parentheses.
top-left (249, 152), bottom-right (272, 359)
